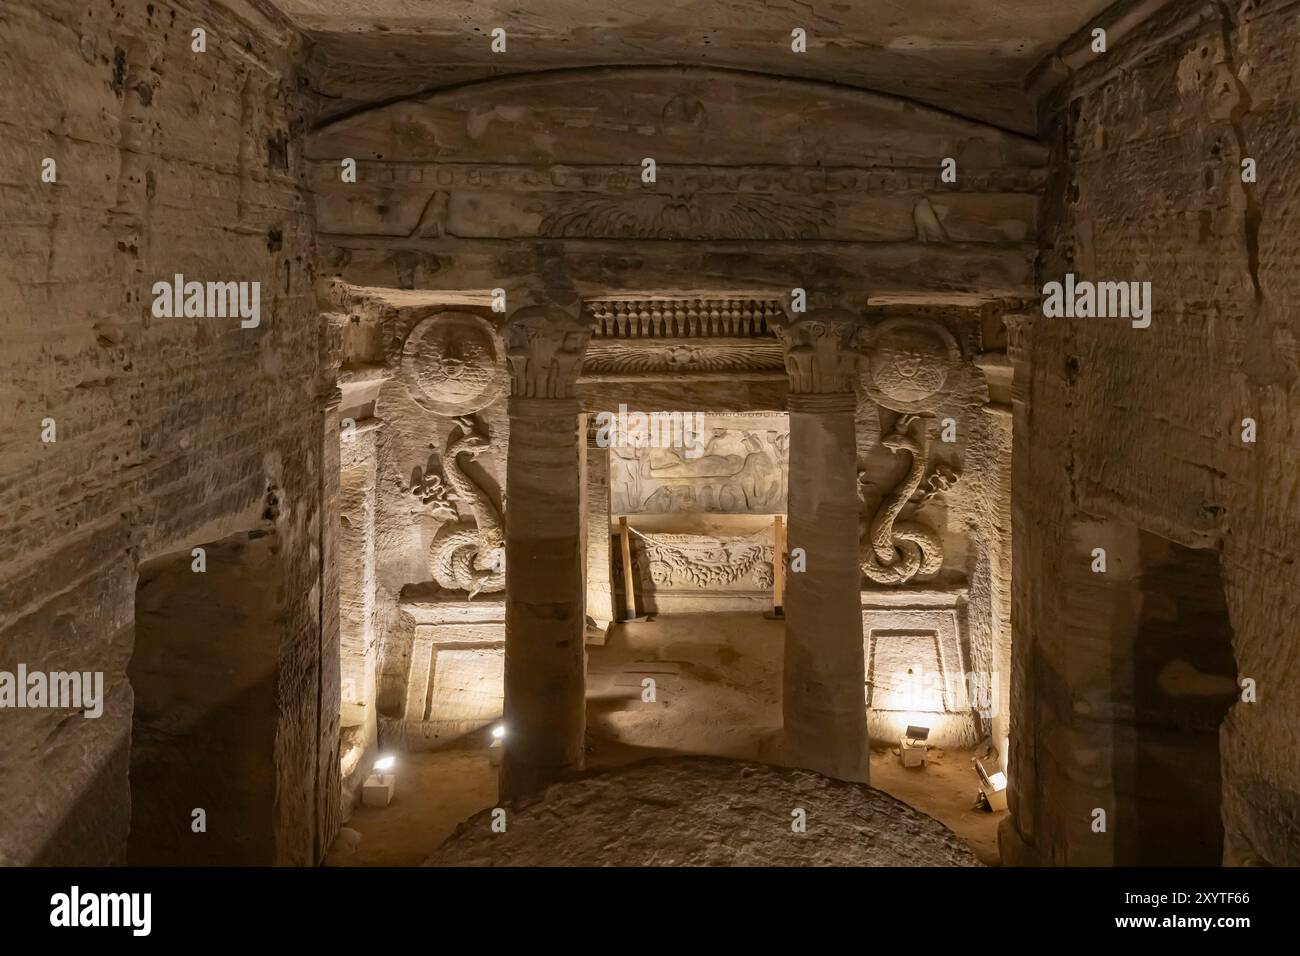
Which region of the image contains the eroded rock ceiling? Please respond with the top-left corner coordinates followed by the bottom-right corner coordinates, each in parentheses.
top-left (270, 0), bottom-right (1116, 131)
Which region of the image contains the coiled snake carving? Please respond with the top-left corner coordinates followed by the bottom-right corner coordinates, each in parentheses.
top-left (429, 417), bottom-right (505, 598)
top-left (860, 414), bottom-right (951, 585)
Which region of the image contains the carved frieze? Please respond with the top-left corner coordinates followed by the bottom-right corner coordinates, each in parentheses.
top-left (582, 341), bottom-right (785, 376)
top-left (610, 415), bottom-right (788, 515)
top-left (587, 297), bottom-right (783, 338)
top-left (538, 192), bottom-right (832, 241)
top-left (631, 530), bottom-right (775, 592)
top-left (859, 414), bottom-right (956, 586)
top-left (428, 417), bottom-right (505, 599)
top-left (400, 311), bottom-right (505, 415)
top-left (580, 297), bottom-right (787, 378)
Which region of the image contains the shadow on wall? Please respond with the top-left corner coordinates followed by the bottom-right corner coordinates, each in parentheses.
top-left (1112, 532), bottom-right (1238, 866)
top-left (127, 531), bottom-right (283, 865)
top-left (31, 734), bottom-right (131, 866)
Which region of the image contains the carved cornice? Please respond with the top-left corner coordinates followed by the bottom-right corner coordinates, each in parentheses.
top-left (586, 298), bottom-right (783, 338)
top-left (307, 162), bottom-right (1047, 197)
top-left (774, 309), bottom-right (862, 396)
top-left (503, 306), bottom-right (592, 399)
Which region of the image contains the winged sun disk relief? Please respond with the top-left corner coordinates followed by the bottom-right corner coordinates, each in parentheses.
top-left (538, 193), bottom-right (832, 240)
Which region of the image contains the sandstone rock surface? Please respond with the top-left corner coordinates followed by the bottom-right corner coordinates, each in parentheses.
top-left (425, 756), bottom-right (981, 867)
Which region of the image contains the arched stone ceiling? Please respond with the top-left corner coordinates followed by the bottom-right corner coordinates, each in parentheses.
top-left (268, 0), bottom-right (1117, 132)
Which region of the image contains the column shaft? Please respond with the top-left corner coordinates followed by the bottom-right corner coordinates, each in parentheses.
top-left (783, 392), bottom-right (868, 781)
top-left (501, 397), bottom-right (586, 798)
top-left (583, 433), bottom-right (616, 625)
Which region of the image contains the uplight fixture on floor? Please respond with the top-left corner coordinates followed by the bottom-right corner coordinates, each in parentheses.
top-left (900, 724), bottom-right (930, 768)
top-left (488, 723), bottom-right (505, 767)
top-left (362, 754), bottom-right (397, 808)
top-left (975, 757), bottom-right (1008, 812)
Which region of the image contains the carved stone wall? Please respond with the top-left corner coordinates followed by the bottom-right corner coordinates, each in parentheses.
top-left (0, 0), bottom-right (332, 866)
top-left (854, 305), bottom-right (1009, 759)
top-left (1016, 0), bottom-right (1300, 867)
top-left (346, 298), bottom-right (511, 744)
top-left (306, 68), bottom-right (1043, 300)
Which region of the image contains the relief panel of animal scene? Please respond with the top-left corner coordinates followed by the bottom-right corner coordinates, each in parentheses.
top-left (610, 413), bottom-right (789, 517)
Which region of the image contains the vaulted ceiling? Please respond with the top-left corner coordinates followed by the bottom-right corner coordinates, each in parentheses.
top-left (270, 0), bottom-right (1117, 132)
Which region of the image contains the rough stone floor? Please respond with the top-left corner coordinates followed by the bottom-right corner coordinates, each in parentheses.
top-left (426, 756), bottom-right (982, 867)
top-left (342, 613), bottom-right (1002, 865)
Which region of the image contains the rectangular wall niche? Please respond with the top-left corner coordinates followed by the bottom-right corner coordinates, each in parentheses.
top-left (382, 595), bottom-right (505, 748)
top-left (862, 590), bottom-right (981, 749)
top-left (129, 531), bottom-right (282, 865)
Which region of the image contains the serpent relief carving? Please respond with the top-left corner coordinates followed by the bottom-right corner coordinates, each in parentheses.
top-left (860, 414), bottom-right (956, 586)
top-left (429, 417), bottom-right (505, 598)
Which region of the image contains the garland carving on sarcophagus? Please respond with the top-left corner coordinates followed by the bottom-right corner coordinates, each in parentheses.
top-left (632, 531), bottom-right (775, 591)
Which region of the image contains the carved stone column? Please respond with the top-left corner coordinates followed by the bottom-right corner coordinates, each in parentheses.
top-left (777, 310), bottom-right (869, 782)
top-left (500, 305), bottom-right (592, 799)
top-left (583, 418), bottom-right (616, 630)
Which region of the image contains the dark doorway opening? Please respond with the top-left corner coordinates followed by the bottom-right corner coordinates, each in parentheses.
top-left (1114, 533), bottom-right (1237, 865)
top-left (128, 530), bottom-right (282, 865)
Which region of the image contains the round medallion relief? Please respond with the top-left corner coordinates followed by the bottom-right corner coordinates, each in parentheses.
top-left (400, 312), bottom-right (504, 415)
top-left (861, 318), bottom-right (961, 411)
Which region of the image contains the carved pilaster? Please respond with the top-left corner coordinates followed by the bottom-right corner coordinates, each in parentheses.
top-left (1002, 313), bottom-right (1035, 367)
top-left (501, 304), bottom-right (589, 798)
top-left (503, 305), bottom-right (592, 399)
top-left (1003, 312), bottom-right (1035, 411)
top-left (774, 309), bottom-right (861, 400)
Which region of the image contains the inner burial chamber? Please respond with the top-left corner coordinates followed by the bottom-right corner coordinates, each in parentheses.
top-left (129, 531), bottom-right (282, 865)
